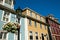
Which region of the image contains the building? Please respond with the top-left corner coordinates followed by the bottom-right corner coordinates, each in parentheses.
top-left (0, 0), bottom-right (18, 40)
top-left (46, 14), bottom-right (60, 40)
top-left (20, 8), bottom-right (50, 40)
top-left (0, 0), bottom-right (51, 40)
top-left (0, 3), bottom-right (50, 40)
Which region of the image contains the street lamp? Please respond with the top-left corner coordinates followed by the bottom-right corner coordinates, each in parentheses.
top-left (16, 7), bottom-right (22, 40)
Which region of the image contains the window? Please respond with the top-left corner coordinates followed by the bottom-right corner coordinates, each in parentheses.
top-left (46, 34), bottom-right (49, 40)
top-left (0, 32), bottom-right (3, 39)
top-left (29, 31), bottom-right (33, 40)
top-left (35, 32), bottom-right (38, 40)
top-left (40, 16), bottom-right (41, 20)
top-left (5, 0), bottom-right (12, 5)
top-left (48, 20), bottom-right (52, 25)
top-left (2, 11), bottom-right (10, 22)
top-left (44, 25), bottom-right (46, 30)
top-left (29, 19), bottom-right (31, 25)
top-left (35, 14), bottom-right (37, 19)
top-left (52, 36), bottom-right (56, 40)
top-left (34, 21), bottom-right (37, 27)
top-left (41, 33), bottom-right (44, 40)
top-left (0, 32), bottom-right (7, 39)
top-left (4, 33), bottom-right (7, 39)
top-left (30, 11), bottom-right (32, 16)
top-left (40, 23), bottom-right (42, 29)
top-left (40, 16), bottom-right (41, 21)
top-left (51, 27), bottom-right (55, 34)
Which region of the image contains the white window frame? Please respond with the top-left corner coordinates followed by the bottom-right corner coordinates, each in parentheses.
top-left (0, 32), bottom-right (7, 40)
top-left (1, 11), bottom-right (11, 22)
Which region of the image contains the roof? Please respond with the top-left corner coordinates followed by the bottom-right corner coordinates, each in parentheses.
top-left (22, 7), bottom-right (45, 18)
top-left (46, 16), bottom-right (60, 25)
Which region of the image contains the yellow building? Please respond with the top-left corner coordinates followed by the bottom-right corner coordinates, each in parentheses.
top-left (20, 7), bottom-right (50, 40)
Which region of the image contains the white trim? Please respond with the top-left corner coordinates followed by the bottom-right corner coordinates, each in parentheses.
top-left (25, 18), bottom-right (28, 40)
top-left (20, 33), bottom-right (21, 40)
top-left (1, 11), bottom-right (4, 22)
top-left (9, 13), bottom-right (11, 22)
top-left (6, 33), bottom-right (8, 40)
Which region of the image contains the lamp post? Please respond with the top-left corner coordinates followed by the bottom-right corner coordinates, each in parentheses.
top-left (16, 7), bottom-right (22, 40)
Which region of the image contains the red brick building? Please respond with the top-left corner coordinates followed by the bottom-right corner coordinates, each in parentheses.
top-left (46, 14), bottom-right (60, 40)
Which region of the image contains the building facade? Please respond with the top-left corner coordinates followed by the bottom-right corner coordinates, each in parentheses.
top-left (46, 14), bottom-right (60, 40)
top-left (0, 0), bottom-right (18, 40)
top-left (0, 0), bottom-right (51, 40)
top-left (0, 3), bottom-right (50, 40)
top-left (20, 8), bottom-right (50, 40)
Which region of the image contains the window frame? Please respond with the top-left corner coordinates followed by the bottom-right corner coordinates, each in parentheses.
top-left (40, 23), bottom-right (42, 29)
top-left (44, 25), bottom-right (47, 30)
top-left (29, 19), bottom-right (32, 25)
top-left (0, 32), bottom-right (7, 40)
top-left (30, 11), bottom-right (32, 16)
top-left (34, 21), bottom-right (37, 27)
top-left (29, 31), bottom-right (33, 40)
top-left (35, 32), bottom-right (38, 40)
top-left (1, 11), bottom-right (10, 22)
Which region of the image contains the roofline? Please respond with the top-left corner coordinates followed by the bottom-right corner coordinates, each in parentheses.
top-left (45, 16), bottom-right (60, 25)
top-left (22, 7), bottom-right (45, 18)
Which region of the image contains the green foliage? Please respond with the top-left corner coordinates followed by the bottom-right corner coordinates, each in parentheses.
top-left (2, 22), bottom-right (20, 33)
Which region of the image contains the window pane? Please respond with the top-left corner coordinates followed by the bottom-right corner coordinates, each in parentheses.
top-left (41, 34), bottom-right (44, 40)
top-left (6, 18), bottom-right (8, 21)
top-left (3, 17), bottom-right (5, 21)
top-left (0, 32), bottom-right (3, 39)
top-left (30, 36), bottom-right (33, 40)
top-left (4, 12), bottom-right (9, 16)
top-left (45, 25), bottom-right (46, 30)
top-left (35, 21), bottom-right (37, 27)
top-left (35, 32), bottom-right (38, 40)
top-left (40, 23), bottom-right (42, 29)
top-left (30, 31), bottom-right (32, 33)
top-left (36, 36), bottom-right (38, 39)
top-left (30, 11), bottom-right (32, 16)
top-left (4, 33), bottom-right (7, 39)
top-left (29, 31), bottom-right (32, 35)
top-left (2, 11), bottom-right (10, 22)
top-left (4, 12), bottom-right (6, 16)
top-left (29, 19), bottom-right (31, 25)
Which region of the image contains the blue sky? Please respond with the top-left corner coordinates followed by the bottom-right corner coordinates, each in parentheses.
top-left (14, 0), bottom-right (60, 22)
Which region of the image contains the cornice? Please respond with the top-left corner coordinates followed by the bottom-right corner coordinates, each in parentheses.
top-left (46, 16), bottom-right (60, 25)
